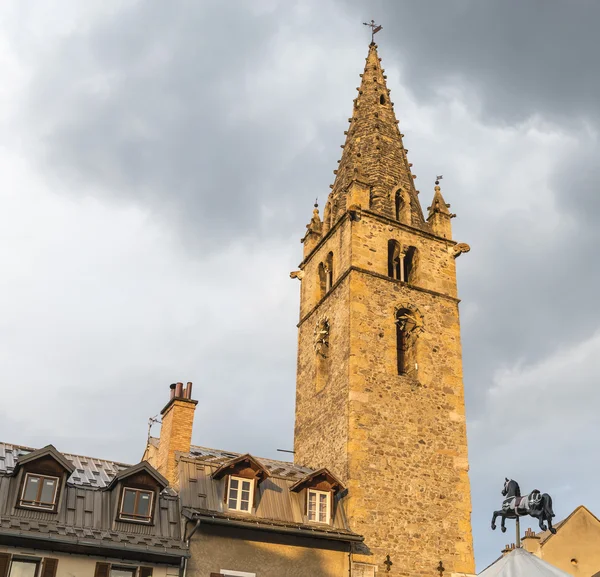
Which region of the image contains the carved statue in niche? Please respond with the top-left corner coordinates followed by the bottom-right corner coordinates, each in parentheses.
top-left (314, 317), bottom-right (330, 358)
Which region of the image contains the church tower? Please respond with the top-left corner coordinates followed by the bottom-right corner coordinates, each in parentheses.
top-left (293, 41), bottom-right (475, 575)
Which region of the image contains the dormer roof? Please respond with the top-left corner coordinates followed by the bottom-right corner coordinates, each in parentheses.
top-left (105, 460), bottom-right (169, 491)
top-left (12, 444), bottom-right (75, 476)
top-left (289, 467), bottom-right (346, 493)
top-left (211, 453), bottom-right (271, 482)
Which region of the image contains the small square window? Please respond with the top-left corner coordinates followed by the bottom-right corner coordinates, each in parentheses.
top-left (19, 473), bottom-right (59, 510)
top-left (307, 489), bottom-right (330, 524)
top-left (9, 560), bottom-right (39, 577)
top-left (227, 476), bottom-right (254, 512)
top-left (119, 488), bottom-right (154, 522)
top-left (110, 567), bottom-right (136, 577)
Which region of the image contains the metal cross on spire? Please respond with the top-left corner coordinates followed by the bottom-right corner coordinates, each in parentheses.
top-left (363, 19), bottom-right (382, 43)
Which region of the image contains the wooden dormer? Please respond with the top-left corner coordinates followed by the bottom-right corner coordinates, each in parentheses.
top-left (12, 445), bottom-right (75, 514)
top-left (105, 461), bottom-right (168, 526)
top-left (211, 454), bottom-right (270, 483)
top-left (289, 468), bottom-right (345, 494)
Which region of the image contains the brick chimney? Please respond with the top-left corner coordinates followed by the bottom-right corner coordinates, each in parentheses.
top-left (156, 382), bottom-right (197, 488)
top-left (522, 527), bottom-right (542, 555)
top-left (501, 543), bottom-right (517, 556)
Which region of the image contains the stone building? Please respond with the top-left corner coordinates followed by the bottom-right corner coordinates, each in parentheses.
top-left (292, 41), bottom-right (475, 575)
top-left (143, 383), bottom-right (363, 577)
top-left (0, 442), bottom-right (186, 577)
top-left (521, 506), bottom-right (600, 576)
top-left (142, 41), bottom-right (476, 576)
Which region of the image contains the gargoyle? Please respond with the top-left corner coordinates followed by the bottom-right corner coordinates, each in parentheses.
top-left (452, 243), bottom-right (471, 258)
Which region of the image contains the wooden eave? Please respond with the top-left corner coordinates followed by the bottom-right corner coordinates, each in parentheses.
top-left (105, 460), bottom-right (169, 491)
top-left (211, 454), bottom-right (270, 482)
top-left (289, 468), bottom-right (345, 493)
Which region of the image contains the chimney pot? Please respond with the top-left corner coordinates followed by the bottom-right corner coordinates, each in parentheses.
top-left (169, 383), bottom-right (176, 400)
top-left (175, 382), bottom-right (184, 397)
top-left (185, 382), bottom-right (193, 399)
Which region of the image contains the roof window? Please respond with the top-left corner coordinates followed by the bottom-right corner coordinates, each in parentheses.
top-left (19, 473), bottom-right (59, 511)
top-left (227, 476), bottom-right (254, 513)
top-left (307, 489), bottom-right (331, 524)
top-left (119, 487), bottom-right (154, 523)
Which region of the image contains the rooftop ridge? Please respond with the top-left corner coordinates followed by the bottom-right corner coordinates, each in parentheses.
top-left (188, 445), bottom-right (314, 476)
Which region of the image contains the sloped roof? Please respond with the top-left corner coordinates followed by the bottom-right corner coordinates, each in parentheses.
top-left (188, 445), bottom-right (313, 481)
top-left (0, 441), bottom-right (185, 561)
top-left (179, 444), bottom-right (362, 543)
top-left (0, 442), bottom-right (129, 489)
top-left (533, 505), bottom-right (600, 544)
top-left (479, 547), bottom-right (572, 576)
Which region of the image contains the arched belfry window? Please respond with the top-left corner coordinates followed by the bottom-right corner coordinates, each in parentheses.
top-left (395, 190), bottom-right (403, 221)
top-left (325, 252), bottom-right (334, 292)
top-left (388, 240), bottom-right (401, 280)
top-left (395, 308), bottom-right (418, 376)
top-left (318, 263), bottom-right (327, 300)
top-left (388, 242), bottom-right (416, 284)
top-left (403, 246), bottom-right (416, 284)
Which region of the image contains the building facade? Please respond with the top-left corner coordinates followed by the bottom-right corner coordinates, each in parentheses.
top-left (292, 42), bottom-right (475, 575)
top-left (522, 506), bottom-right (600, 576)
top-left (143, 383), bottom-right (362, 577)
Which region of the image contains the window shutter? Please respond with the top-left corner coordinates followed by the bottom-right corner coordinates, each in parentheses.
top-left (0, 554), bottom-right (11, 577)
top-left (41, 558), bottom-right (59, 577)
top-left (140, 567), bottom-right (153, 577)
top-left (94, 562), bottom-right (111, 577)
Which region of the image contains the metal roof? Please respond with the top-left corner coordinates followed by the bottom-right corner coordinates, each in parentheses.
top-left (179, 445), bottom-right (361, 542)
top-left (188, 445), bottom-right (314, 481)
top-left (0, 441), bottom-right (185, 560)
top-left (0, 443), bottom-right (130, 489)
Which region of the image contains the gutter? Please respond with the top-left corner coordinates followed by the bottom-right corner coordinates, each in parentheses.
top-left (186, 512), bottom-right (364, 544)
top-left (0, 528), bottom-right (189, 563)
top-left (180, 519), bottom-right (201, 577)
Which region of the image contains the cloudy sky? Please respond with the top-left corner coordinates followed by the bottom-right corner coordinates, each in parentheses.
top-left (1, 0), bottom-right (599, 570)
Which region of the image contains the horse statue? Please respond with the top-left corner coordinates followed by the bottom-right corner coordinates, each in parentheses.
top-left (491, 478), bottom-right (556, 534)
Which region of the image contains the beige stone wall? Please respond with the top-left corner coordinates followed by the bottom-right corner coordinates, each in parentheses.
top-left (533, 507), bottom-right (600, 576)
top-left (0, 545), bottom-right (178, 576)
top-left (187, 528), bottom-right (349, 577)
top-left (294, 210), bottom-right (475, 575)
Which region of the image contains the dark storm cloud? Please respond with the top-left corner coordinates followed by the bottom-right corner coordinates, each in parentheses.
top-left (345, 0), bottom-right (600, 126)
top-left (20, 1), bottom-right (346, 248)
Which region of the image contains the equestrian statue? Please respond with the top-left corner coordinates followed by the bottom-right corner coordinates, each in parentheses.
top-left (491, 478), bottom-right (556, 534)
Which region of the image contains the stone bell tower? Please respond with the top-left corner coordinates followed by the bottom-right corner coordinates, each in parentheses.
top-left (293, 41), bottom-right (475, 575)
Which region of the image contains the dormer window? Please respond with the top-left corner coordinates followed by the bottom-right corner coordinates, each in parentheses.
top-left (20, 473), bottom-right (59, 510)
top-left (307, 489), bottom-right (330, 523)
top-left (227, 476), bottom-right (254, 512)
top-left (119, 487), bottom-right (154, 522)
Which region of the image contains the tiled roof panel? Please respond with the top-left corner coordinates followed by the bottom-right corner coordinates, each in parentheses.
top-left (0, 442), bottom-right (130, 489)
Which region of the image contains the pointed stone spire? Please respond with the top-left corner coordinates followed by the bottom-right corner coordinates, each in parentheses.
top-left (427, 178), bottom-right (454, 239)
top-left (327, 42), bottom-right (425, 228)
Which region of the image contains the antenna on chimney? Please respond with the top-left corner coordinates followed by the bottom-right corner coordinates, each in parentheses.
top-left (147, 414), bottom-right (161, 443)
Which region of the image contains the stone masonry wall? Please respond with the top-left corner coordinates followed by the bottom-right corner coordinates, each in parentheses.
top-left (294, 211), bottom-right (475, 576)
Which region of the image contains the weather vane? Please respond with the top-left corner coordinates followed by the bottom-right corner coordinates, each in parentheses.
top-left (363, 19), bottom-right (382, 43)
